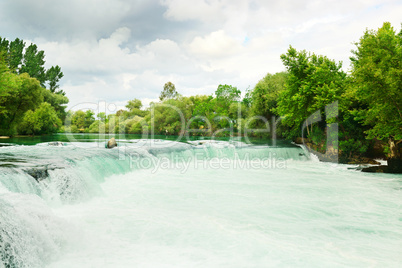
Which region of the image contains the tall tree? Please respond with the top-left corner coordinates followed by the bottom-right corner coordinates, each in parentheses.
top-left (19, 44), bottom-right (46, 86)
top-left (0, 72), bottom-right (43, 135)
top-left (0, 38), bottom-right (9, 56)
top-left (45, 65), bottom-right (64, 93)
top-left (0, 37), bottom-right (25, 72)
top-left (126, 98), bottom-right (143, 110)
top-left (276, 46), bottom-right (346, 139)
top-left (8, 38), bottom-right (24, 72)
top-left (214, 84), bottom-right (241, 115)
top-left (159, 81), bottom-right (178, 101)
top-left (251, 72), bottom-right (288, 119)
top-left (350, 22), bottom-right (402, 163)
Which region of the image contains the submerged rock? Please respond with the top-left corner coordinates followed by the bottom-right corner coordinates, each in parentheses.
top-left (24, 167), bottom-right (49, 181)
top-left (361, 158), bottom-right (402, 174)
top-left (106, 138), bottom-right (117, 149)
top-left (361, 165), bottom-right (389, 173)
top-left (386, 158), bottom-right (402, 173)
top-left (48, 141), bottom-right (66, 146)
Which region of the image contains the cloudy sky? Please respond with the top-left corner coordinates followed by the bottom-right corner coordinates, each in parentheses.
top-left (0, 0), bottom-right (401, 111)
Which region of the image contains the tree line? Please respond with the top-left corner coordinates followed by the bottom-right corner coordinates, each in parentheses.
top-left (0, 37), bottom-right (68, 136)
top-left (2, 22), bottom-right (399, 165)
top-left (67, 22), bottom-right (401, 164)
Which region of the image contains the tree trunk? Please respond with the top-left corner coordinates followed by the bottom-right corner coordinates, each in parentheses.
top-left (387, 137), bottom-right (402, 173)
top-left (388, 138), bottom-right (400, 159)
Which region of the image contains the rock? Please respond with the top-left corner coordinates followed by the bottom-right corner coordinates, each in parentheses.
top-left (48, 141), bottom-right (65, 146)
top-left (24, 167), bottom-right (49, 181)
top-left (106, 137), bottom-right (117, 149)
top-left (361, 165), bottom-right (388, 173)
top-left (361, 158), bottom-right (402, 174)
top-left (294, 137), bottom-right (305, 144)
top-left (387, 158), bottom-right (402, 174)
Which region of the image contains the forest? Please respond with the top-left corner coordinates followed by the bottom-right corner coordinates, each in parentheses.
top-left (0, 22), bottom-right (401, 167)
top-left (0, 37), bottom-right (68, 137)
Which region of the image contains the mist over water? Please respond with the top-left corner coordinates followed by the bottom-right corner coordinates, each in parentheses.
top-left (1, 139), bottom-right (401, 267)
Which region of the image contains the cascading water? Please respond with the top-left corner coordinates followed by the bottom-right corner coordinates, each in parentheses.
top-left (0, 139), bottom-right (401, 267)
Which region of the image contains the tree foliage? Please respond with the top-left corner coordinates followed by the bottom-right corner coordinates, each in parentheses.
top-left (19, 44), bottom-right (46, 86)
top-left (46, 65), bottom-right (64, 93)
top-left (18, 102), bottom-right (61, 135)
top-left (159, 81), bottom-right (178, 101)
top-left (276, 46), bottom-right (346, 139)
top-left (250, 72), bottom-right (288, 119)
top-left (0, 37), bottom-right (68, 136)
top-left (349, 22), bottom-right (402, 158)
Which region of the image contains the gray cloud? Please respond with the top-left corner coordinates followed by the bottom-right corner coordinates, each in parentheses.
top-left (0, 0), bottom-right (400, 110)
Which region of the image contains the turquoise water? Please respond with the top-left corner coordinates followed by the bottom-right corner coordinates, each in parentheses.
top-left (0, 133), bottom-right (281, 146)
top-left (0, 139), bottom-right (401, 267)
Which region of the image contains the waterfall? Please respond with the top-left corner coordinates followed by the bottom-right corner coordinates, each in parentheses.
top-left (0, 140), bottom-right (310, 267)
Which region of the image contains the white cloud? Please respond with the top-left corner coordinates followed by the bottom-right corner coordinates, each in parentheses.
top-left (188, 30), bottom-right (243, 58)
top-left (161, 0), bottom-right (224, 23)
top-left (1, 0), bottom-right (400, 111)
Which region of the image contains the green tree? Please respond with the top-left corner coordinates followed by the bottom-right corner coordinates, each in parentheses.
top-left (276, 46), bottom-right (346, 139)
top-left (350, 22), bottom-right (402, 161)
top-left (191, 95), bottom-right (216, 133)
top-left (84, 110), bottom-right (95, 129)
top-left (215, 84), bottom-right (241, 110)
top-left (42, 89), bottom-right (69, 122)
top-left (71, 110), bottom-right (86, 130)
top-left (45, 65), bottom-right (64, 93)
top-left (36, 102), bottom-right (61, 134)
top-left (18, 103), bottom-right (61, 135)
top-left (159, 81), bottom-right (178, 101)
top-left (18, 110), bottom-right (41, 135)
top-left (251, 72), bottom-right (288, 119)
top-left (0, 72), bottom-right (43, 135)
top-left (0, 38), bottom-right (9, 55)
top-left (126, 99), bottom-right (142, 110)
top-left (19, 44), bottom-right (46, 86)
top-left (0, 38), bottom-right (25, 73)
top-left (9, 38), bottom-right (24, 72)
top-left (97, 112), bottom-right (106, 122)
top-left (125, 98), bottom-right (147, 117)
top-left (213, 84), bottom-right (241, 129)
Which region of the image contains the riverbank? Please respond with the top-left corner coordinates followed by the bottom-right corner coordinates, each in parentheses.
top-left (294, 137), bottom-right (402, 174)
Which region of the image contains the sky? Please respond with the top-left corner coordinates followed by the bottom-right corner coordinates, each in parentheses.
top-left (0, 0), bottom-right (401, 111)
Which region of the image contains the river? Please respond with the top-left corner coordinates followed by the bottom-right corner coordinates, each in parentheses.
top-left (0, 136), bottom-right (401, 267)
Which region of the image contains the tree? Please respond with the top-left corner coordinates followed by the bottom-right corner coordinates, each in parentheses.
top-left (19, 44), bottom-right (46, 86)
top-left (35, 102), bottom-right (61, 134)
top-left (97, 112), bottom-right (106, 122)
top-left (125, 98), bottom-right (146, 117)
top-left (71, 110), bottom-right (86, 130)
top-left (0, 72), bottom-right (43, 135)
top-left (0, 37), bottom-right (25, 73)
top-left (126, 99), bottom-right (142, 110)
top-left (42, 89), bottom-right (69, 121)
top-left (350, 22), bottom-right (402, 163)
top-left (84, 110), bottom-right (95, 128)
top-left (251, 72), bottom-right (288, 119)
top-left (8, 38), bottom-right (24, 72)
top-left (214, 84), bottom-right (241, 127)
top-left (276, 46), bottom-right (346, 139)
top-left (0, 38), bottom-right (9, 55)
top-left (215, 84), bottom-right (241, 105)
top-left (159, 81), bottom-right (178, 101)
top-left (18, 102), bottom-right (62, 135)
top-left (18, 110), bottom-right (41, 135)
top-left (45, 65), bottom-right (64, 93)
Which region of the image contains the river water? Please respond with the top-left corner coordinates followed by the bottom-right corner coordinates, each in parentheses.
top-left (0, 138), bottom-right (401, 267)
